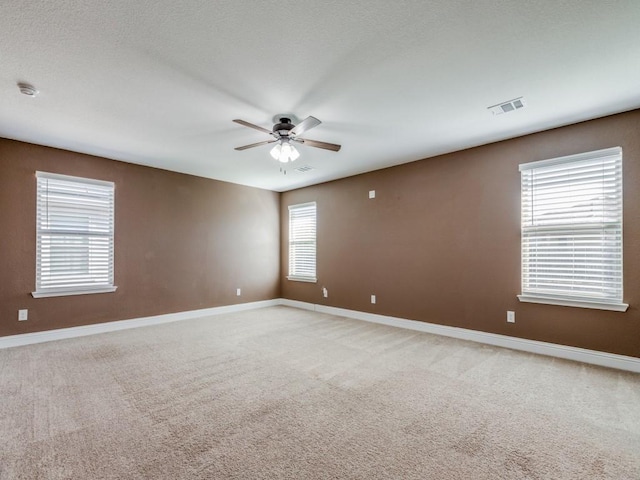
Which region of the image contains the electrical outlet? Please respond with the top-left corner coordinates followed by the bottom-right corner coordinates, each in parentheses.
top-left (322, 287), bottom-right (328, 298)
top-left (369, 190), bottom-right (376, 199)
top-left (507, 311), bottom-right (515, 323)
top-left (371, 294), bottom-right (376, 304)
top-left (18, 309), bottom-right (28, 321)
top-left (236, 288), bottom-right (241, 296)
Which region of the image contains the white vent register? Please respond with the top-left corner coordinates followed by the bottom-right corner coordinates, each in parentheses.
top-left (488, 97), bottom-right (526, 115)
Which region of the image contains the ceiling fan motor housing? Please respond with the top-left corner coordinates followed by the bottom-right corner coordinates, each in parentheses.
top-left (273, 117), bottom-right (294, 136)
top-left (233, 116), bottom-right (340, 152)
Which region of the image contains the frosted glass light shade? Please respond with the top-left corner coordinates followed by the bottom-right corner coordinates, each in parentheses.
top-left (270, 143), bottom-right (282, 160)
top-left (280, 143), bottom-right (293, 163)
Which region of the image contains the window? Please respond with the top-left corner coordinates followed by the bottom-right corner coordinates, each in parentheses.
top-left (518, 147), bottom-right (627, 311)
top-left (33, 172), bottom-right (116, 298)
top-left (288, 202), bottom-right (317, 282)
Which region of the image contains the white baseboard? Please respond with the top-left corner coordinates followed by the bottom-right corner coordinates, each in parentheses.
top-left (3, 298), bottom-right (639, 374)
top-left (281, 300), bottom-right (640, 374)
top-left (280, 299), bottom-right (316, 311)
top-left (0, 299), bottom-right (280, 350)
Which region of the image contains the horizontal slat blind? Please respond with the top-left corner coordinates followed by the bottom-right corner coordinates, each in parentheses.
top-left (288, 202), bottom-right (316, 281)
top-left (519, 147), bottom-right (622, 303)
top-left (35, 172), bottom-right (115, 294)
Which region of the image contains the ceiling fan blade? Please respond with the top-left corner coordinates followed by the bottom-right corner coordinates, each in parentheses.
top-left (234, 139), bottom-right (277, 151)
top-left (290, 116), bottom-right (321, 136)
top-left (296, 138), bottom-right (341, 152)
top-left (233, 119), bottom-right (273, 135)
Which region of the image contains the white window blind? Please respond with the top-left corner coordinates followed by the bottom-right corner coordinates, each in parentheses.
top-left (33, 172), bottom-right (117, 298)
top-left (518, 147), bottom-right (627, 311)
top-left (288, 202), bottom-right (317, 282)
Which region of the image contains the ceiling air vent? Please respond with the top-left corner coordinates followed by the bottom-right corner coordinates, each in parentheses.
top-left (294, 165), bottom-right (314, 173)
top-left (488, 97), bottom-right (525, 115)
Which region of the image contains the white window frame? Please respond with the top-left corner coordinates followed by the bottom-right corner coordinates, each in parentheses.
top-left (288, 202), bottom-right (317, 283)
top-left (32, 172), bottom-right (117, 298)
top-left (518, 147), bottom-right (627, 312)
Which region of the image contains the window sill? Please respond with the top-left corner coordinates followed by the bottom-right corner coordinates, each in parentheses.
top-left (287, 276), bottom-right (317, 283)
top-left (32, 286), bottom-right (118, 298)
top-left (517, 294), bottom-right (628, 312)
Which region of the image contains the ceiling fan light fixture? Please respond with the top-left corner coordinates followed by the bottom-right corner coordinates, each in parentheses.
top-left (270, 141), bottom-right (300, 163)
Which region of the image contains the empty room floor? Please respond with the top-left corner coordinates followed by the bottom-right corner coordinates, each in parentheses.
top-left (1, 306), bottom-right (639, 479)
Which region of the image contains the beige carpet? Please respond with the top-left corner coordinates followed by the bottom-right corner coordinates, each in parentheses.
top-left (1, 306), bottom-right (639, 479)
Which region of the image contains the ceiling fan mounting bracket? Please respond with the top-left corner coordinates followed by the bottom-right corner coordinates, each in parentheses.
top-left (272, 113), bottom-right (299, 125)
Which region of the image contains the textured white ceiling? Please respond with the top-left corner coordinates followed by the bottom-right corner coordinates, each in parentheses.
top-left (2, 1), bottom-right (640, 191)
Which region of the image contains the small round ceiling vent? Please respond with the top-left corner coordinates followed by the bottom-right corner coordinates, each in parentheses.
top-left (17, 82), bottom-right (38, 97)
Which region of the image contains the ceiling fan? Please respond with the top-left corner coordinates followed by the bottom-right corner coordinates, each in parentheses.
top-left (233, 116), bottom-right (341, 163)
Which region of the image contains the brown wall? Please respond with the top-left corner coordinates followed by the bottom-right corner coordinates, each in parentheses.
top-left (281, 110), bottom-right (640, 358)
top-left (0, 139), bottom-right (280, 337)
